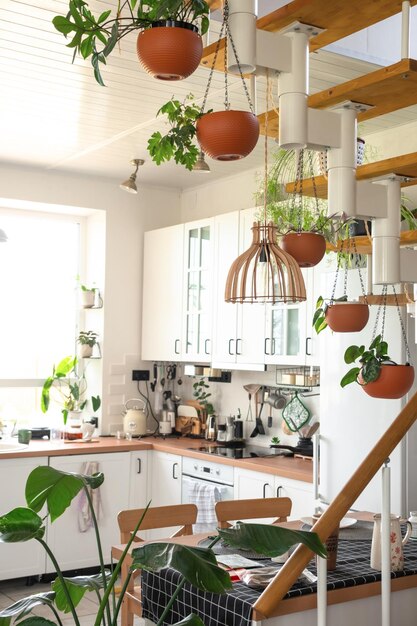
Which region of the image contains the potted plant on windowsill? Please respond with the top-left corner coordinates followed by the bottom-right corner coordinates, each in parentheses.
top-left (0, 466), bottom-right (326, 626)
top-left (340, 334), bottom-right (415, 399)
top-left (80, 283), bottom-right (99, 308)
top-left (78, 330), bottom-right (99, 358)
top-left (52, 0), bottom-right (209, 86)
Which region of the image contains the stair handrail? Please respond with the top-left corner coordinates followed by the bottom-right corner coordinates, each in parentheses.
top-left (253, 389), bottom-right (417, 618)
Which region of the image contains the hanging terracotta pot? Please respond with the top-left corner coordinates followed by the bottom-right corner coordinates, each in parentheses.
top-left (137, 21), bottom-right (203, 80)
top-left (196, 111), bottom-right (260, 161)
top-left (362, 365), bottom-right (415, 399)
top-left (281, 232), bottom-right (326, 268)
top-left (325, 302), bottom-right (369, 333)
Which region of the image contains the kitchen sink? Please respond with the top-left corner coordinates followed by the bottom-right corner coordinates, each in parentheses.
top-left (0, 441), bottom-right (28, 453)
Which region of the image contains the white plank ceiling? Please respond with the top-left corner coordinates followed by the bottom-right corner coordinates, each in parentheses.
top-left (1, 0), bottom-right (417, 189)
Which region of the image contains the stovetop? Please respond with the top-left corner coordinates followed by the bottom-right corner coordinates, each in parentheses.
top-left (189, 444), bottom-right (293, 459)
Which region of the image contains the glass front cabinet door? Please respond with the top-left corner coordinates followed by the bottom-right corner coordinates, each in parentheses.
top-left (183, 219), bottom-right (213, 363)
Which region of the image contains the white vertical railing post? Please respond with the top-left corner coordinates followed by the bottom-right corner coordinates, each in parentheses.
top-left (381, 461), bottom-right (391, 626)
top-left (401, 0), bottom-right (411, 59)
top-left (313, 433), bottom-right (320, 513)
top-left (316, 554), bottom-right (327, 626)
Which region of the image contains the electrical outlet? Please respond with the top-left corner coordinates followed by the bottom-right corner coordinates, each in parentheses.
top-left (132, 369), bottom-right (150, 381)
top-left (208, 371), bottom-right (232, 383)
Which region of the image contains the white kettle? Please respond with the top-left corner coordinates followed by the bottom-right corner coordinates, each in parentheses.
top-left (123, 399), bottom-right (147, 436)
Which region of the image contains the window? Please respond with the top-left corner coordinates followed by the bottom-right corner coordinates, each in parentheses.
top-left (0, 209), bottom-right (82, 424)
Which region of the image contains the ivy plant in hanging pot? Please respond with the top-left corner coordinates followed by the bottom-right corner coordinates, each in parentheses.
top-left (52, 0), bottom-right (210, 86)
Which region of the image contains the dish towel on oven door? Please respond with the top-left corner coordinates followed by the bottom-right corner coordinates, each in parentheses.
top-left (77, 461), bottom-right (102, 532)
top-left (188, 481), bottom-right (224, 533)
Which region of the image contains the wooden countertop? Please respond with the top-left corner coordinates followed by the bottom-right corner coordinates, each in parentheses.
top-left (0, 436), bottom-right (312, 483)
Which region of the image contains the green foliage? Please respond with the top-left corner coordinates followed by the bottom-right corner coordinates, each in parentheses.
top-left (271, 436), bottom-right (280, 445)
top-left (0, 465), bottom-right (328, 626)
top-left (192, 377), bottom-right (214, 415)
top-left (77, 330), bottom-right (98, 346)
top-left (41, 356), bottom-right (100, 423)
top-left (148, 95), bottom-right (203, 170)
top-left (52, 0), bottom-right (209, 85)
top-left (340, 334), bottom-right (393, 388)
top-left (312, 295), bottom-right (348, 335)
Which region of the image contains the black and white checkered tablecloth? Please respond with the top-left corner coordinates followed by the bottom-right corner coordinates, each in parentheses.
top-left (141, 539), bottom-right (417, 626)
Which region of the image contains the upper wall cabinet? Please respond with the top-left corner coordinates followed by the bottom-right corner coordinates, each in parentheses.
top-left (142, 224), bottom-right (184, 362)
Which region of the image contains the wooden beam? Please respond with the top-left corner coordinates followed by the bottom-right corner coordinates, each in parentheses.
top-left (326, 230), bottom-right (417, 255)
top-left (285, 152), bottom-right (417, 198)
top-left (358, 294), bottom-right (413, 306)
top-left (258, 59), bottom-right (417, 138)
top-left (201, 0), bottom-right (417, 71)
top-left (207, 0), bottom-right (223, 10)
top-left (253, 390), bottom-right (417, 617)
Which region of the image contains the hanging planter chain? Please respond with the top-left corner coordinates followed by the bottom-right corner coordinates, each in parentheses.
top-left (201, 0), bottom-right (254, 115)
top-left (393, 285), bottom-right (412, 362)
top-left (371, 285), bottom-right (411, 362)
top-left (290, 149), bottom-right (321, 234)
top-left (329, 238), bottom-right (368, 304)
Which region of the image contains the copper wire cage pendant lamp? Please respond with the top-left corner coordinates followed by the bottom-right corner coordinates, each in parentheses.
top-left (224, 73), bottom-right (306, 304)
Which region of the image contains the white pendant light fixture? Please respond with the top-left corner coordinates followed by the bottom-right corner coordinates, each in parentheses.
top-left (120, 159), bottom-right (145, 194)
top-left (0, 229), bottom-right (8, 242)
top-left (224, 72), bottom-right (306, 304)
top-left (192, 151), bottom-right (211, 173)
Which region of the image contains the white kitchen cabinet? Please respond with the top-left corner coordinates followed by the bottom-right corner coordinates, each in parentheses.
top-left (182, 219), bottom-right (213, 363)
top-left (46, 452), bottom-right (131, 572)
top-left (148, 451), bottom-right (182, 539)
top-left (211, 208), bottom-right (266, 370)
top-left (234, 467), bottom-right (313, 521)
top-left (128, 450), bottom-right (148, 509)
top-left (0, 457), bottom-right (48, 580)
top-left (142, 224), bottom-right (184, 362)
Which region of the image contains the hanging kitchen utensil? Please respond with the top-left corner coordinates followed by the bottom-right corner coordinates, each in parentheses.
top-left (267, 404), bottom-right (273, 429)
top-left (243, 384), bottom-right (261, 422)
top-left (282, 391), bottom-right (310, 432)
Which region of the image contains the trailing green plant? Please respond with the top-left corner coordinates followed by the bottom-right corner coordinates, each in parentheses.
top-left (41, 355), bottom-right (101, 423)
top-left (192, 376), bottom-right (214, 416)
top-left (78, 331), bottom-right (99, 347)
top-left (313, 295), bottom-right (348, 334)
top-left (52, 0), bottom-right (210, 85)
top-left (0, 466), bottom-right (326, 626)
top-left (148, 94), bottom-right (205, 170)
top-left (340, 334), bottom-right (395, 388)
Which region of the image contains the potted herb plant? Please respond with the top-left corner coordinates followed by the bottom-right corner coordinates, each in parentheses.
top-left (0, 466), bottom-right (326, 626)
top-left (80, 283), bottom-right (98, 308)
top-left (78, 330), bottom-right (99, 358)
top-left (41, 355), bottom-right (101, 424)
top-left (52, 0), bottom-right (210, 86)
top-left (340, 334), bottom-right (415, 399)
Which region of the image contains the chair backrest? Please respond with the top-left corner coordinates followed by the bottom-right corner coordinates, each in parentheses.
top-left (215, 497), bottom-right (292, 529)
top-left (118, 504), bottom-right (198, 543)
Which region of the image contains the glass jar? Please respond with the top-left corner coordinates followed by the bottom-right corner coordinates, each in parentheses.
top-left (63, 411), bottom-right (83, 441)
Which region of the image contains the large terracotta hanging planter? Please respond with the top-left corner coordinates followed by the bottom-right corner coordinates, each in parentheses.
top-left (361, 365), bottom-right (415, 399)
top-left (325, 302), bottom-right (369, 333)
top-left (196, 111), bottom-right (260, 161)
top-left (137, 21), bottom-right (203, 80)
top-left (281, 232), bottom-right (326, 268)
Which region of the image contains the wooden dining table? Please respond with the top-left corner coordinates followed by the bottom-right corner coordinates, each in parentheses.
top-left (112, 513), bottom-right (417, 626)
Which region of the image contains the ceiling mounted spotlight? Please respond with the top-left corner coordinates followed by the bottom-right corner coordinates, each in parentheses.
top-left (192, 151), bottom-right (211, 173)
top-left (120, 158), bottom-right (145, 194)
top-left (0, 229), bottom-right (8, 242)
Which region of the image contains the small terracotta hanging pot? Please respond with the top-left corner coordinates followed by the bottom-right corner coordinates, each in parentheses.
top-left (137, 21), bottom-right (203, 80)
top-left (325, 302), bottom-right (369, 333)
top-left (196, 110), bottom-right (260, 161)
top-left (281, 232), bottom-right (326, 268)
top-left (361, 364), bottom-right (415, 399)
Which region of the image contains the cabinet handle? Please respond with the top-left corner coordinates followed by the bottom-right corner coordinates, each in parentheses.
top-left (172, 462), bottom-right (179, 480)
top-left (264, 338), bottom-right (271, 355)
top-left (263, 482), bottom-right (270, 498)
top-left (305, 337), bottom-right (312, 356)
top-left (204, 338), bottom-right (210, 355)
top-left (276, 485), bottom-right (282, 497)
top-left (228, 338), bottom-right (235, 355)
top-left (137, 458), bottom-right (141, 474)
top-left (174, 339), bottom-right (180, 355)
top-left (236, 339), bottom-right (242, 355)
top-left (272, 338), bottom-right (276, 355)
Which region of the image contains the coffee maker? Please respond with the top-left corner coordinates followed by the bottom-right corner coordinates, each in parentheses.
top-left (224, 416), bottom-right (244, 445)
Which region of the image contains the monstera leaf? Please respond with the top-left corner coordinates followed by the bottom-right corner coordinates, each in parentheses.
top-left (52, 571), bottom-right (112, 613)
top-left (0, 508), bottom-right (45, 543)
top-left (0, 592), bottom-right (56, 626)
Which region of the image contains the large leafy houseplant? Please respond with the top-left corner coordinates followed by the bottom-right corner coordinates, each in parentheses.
top-left (53, 0), bottom-right (210, 85)
top-left (41, 356), bottom-right (101, 424)
top-left (0, 466), bottom-right (327, 626)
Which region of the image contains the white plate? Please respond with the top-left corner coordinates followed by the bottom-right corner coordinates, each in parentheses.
top-left (301, 516), bottom-right (357, 529)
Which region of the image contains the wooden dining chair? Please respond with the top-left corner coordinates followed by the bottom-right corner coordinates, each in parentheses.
top-left (116, 503), bottom-right (198, 626)
top-left (215, 497), bottom-right (292, 528)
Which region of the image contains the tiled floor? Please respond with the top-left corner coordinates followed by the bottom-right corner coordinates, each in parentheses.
top-left (0, 577), bottom-right (143, 625)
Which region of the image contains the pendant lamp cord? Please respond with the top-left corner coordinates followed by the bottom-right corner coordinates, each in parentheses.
top-left (201, 0), bottom-right (254, 114)
top-left (263, 70), bottom-right (270, 227)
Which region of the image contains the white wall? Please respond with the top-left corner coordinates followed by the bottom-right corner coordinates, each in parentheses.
top-left (0, 164), bottom-right (181, 433)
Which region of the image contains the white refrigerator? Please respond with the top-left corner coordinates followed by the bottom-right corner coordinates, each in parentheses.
top-left (319, 268), bottom-right (417, 516)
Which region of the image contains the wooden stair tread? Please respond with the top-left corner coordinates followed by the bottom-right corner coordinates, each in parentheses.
top-left (258, 59), bottom-right (417, 137)
top-left (285, 152), bottom-right (417, 198)
top-left (202, 0), bottom-right (417, 71)
top-left (326, 230), bottom-right (417, 255)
